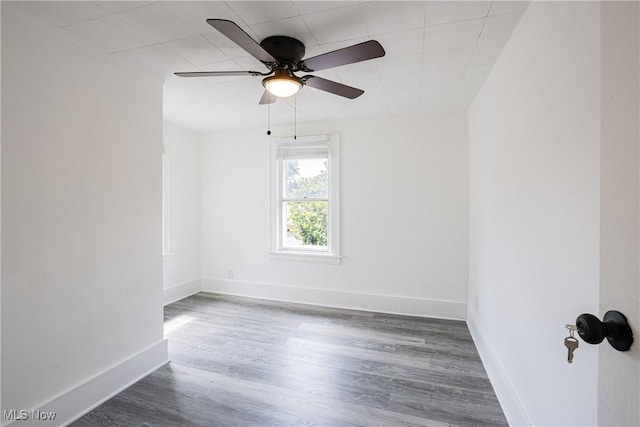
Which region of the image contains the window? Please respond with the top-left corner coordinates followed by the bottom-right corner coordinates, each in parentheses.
top-left (270, 134), bottom-right (340, 263)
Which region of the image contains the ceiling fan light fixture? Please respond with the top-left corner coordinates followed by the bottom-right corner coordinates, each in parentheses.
top-left (263, 72), bottom-right (302, 98)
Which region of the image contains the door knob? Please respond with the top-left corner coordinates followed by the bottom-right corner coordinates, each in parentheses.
top-left (575, 310), bottom-right (633, 351)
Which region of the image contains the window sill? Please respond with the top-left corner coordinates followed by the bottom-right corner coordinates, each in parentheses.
top-left (269, 251), bottom-right (342, 265)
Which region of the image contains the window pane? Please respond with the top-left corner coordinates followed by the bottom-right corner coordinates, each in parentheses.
top-left (283, 201), bottom-right (328, 248)
top-left (284, 158), bottom-right (328, 199)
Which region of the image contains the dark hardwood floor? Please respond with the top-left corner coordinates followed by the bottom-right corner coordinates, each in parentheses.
top-left (72, 293), bottom-right (507, 427)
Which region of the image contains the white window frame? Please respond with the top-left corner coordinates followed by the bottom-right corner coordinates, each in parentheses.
top-left (269, 134), bottom-right (341, 264)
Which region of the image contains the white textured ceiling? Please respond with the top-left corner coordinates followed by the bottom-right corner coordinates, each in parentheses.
top-left (8, 1), bottom-right (529, 133)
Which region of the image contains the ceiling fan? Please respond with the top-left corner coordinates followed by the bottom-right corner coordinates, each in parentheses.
top-left (174, 19), bottom-right (386, 104)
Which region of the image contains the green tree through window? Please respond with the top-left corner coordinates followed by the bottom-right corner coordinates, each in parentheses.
top-left (285, 159), bottom-right (328, 246)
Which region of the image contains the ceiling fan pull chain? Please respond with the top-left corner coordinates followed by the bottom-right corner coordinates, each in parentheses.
top-left (267, 99), bottom-right (271, 136)
top-left (294, 94), bottom-right (297, 140)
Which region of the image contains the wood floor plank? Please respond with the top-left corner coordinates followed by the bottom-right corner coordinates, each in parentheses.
top-left (72, 293), bottom-right (506, 426)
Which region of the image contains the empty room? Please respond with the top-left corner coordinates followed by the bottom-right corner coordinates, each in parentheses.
top-left (1, 1), bottom-right (639, 426)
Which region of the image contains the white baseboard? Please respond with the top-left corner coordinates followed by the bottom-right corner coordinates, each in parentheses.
top-left (201, 278), bottom-right (467, 320)
top-left (163, 279), bottom-right (201, 306)
top-left (2, 340), bottom-right (169, 427)
top-left (466, 307), bottom-right (531, 426)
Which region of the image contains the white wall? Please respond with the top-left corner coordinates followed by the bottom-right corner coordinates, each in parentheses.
top-left (0, 3), bottom-right (3, 417)
top-left (1, 5), bottom-right (167, 425)
top-left (162, 122), bottom-right (202, 305)
top-left (201, 113), bottom-right (469, 319)
top-left (468, 2), bottom-right (601, 425)
top-left (598, 2), bottom-right (640, 425)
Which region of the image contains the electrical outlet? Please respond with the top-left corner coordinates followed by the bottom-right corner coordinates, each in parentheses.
top-left (227, 269), bottom-right (234, 279)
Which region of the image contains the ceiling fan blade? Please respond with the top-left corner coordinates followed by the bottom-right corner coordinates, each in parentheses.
top-left (301, 40), bottom-right (385, 72)
top-left (259, 90), bottom-right (278, 105)
top-left (207, 19), bottom-right (276, 64)
top-left (303, 76), bottom-right (364, 99)
top-left (175, 71), bottom-right (262, 78)
top-left (175, 71), bottom-right (264, 77)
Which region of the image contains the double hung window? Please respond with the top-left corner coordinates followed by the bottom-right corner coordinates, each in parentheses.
top-left (270, 135), bottom-right (340, 263)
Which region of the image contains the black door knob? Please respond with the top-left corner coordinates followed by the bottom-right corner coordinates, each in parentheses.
top-left (576, 310), bottom-right (633, 351)
top-left (576, 313), bottom-right (606, 344)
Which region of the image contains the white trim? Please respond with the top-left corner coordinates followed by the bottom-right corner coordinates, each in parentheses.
top-left (162, 139), bottom-right (171, 257)
top-left (163, 279), bottom-right (202, 306)
top-left (2, 340), bottom-right (169, 427)
top-left (466, 307), bottom-right (532, 427)
top-left (201, 278), bottom-right (466, 320)
top-left (271, 134), bottom-right (328, 145)
top-left (268, 251), bottom-right (342, 265)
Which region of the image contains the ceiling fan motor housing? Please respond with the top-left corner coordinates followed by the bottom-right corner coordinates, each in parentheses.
top-left (260, 36), bottom-right (306, 66)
